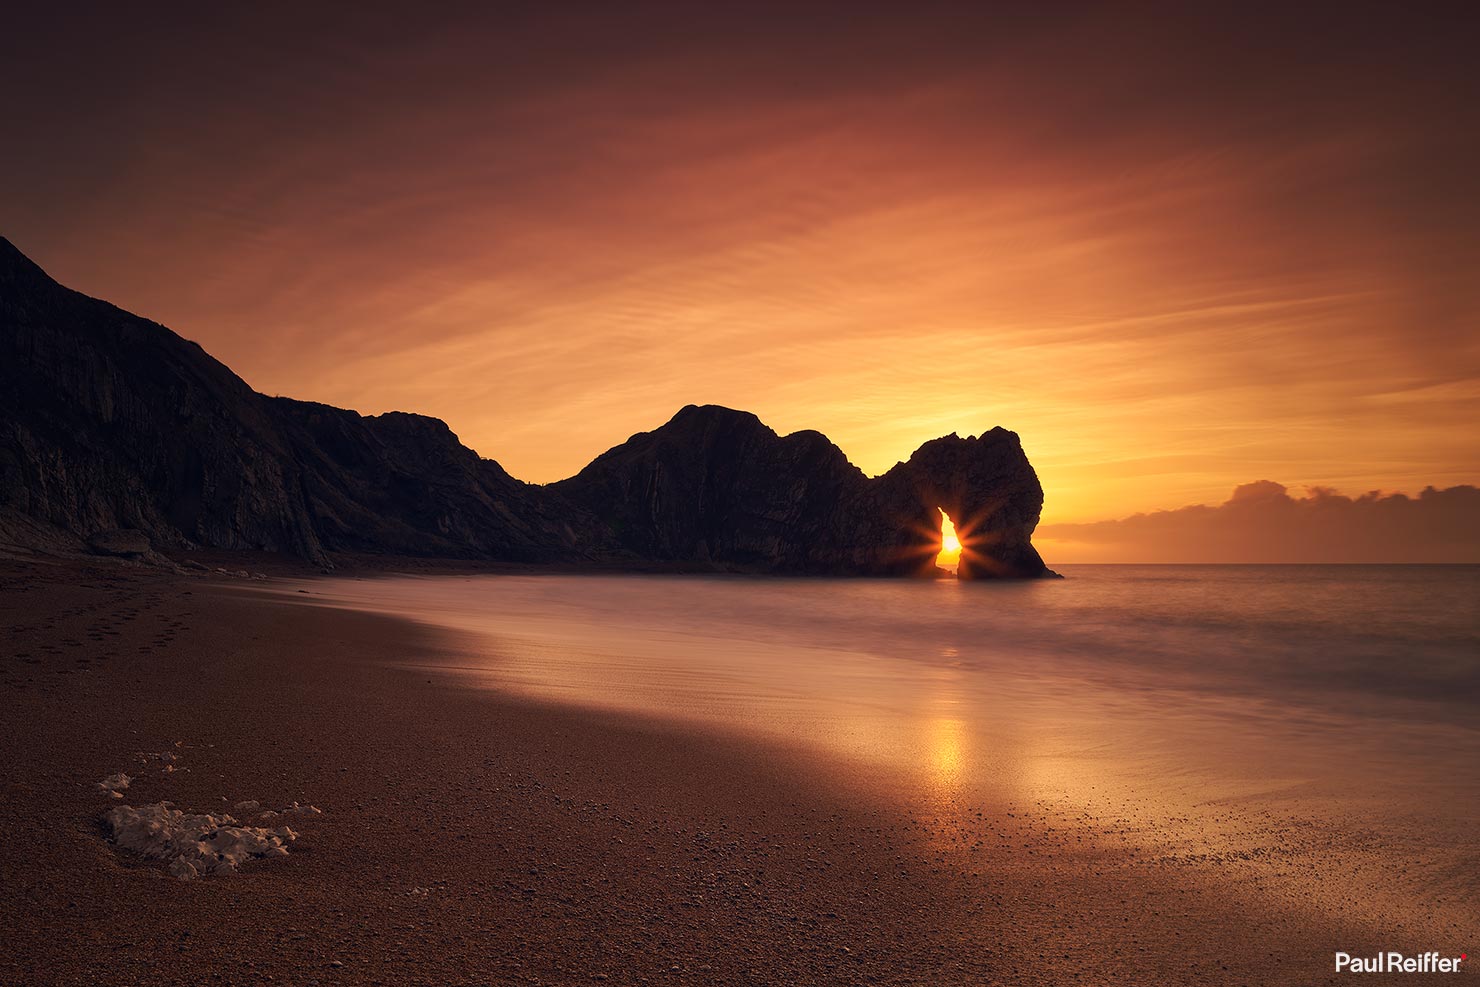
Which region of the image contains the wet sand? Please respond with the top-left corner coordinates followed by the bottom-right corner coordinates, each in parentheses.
top-left (0, 554), bottom-right (1470, 986)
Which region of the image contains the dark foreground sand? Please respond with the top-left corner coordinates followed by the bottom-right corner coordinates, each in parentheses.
top-left (0, 554), bottom-right (1467, 986)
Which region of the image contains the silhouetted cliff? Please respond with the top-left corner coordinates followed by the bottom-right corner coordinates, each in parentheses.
top-left (0, 237), bottom-right (1053, 577)
top-left (554, 406), bottom-right (1053, 577)
top-left (0, 237), bottom-right (588, 566)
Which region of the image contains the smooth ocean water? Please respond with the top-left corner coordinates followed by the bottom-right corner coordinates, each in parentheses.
top-left (299, 565), bottom-right (1480, 807)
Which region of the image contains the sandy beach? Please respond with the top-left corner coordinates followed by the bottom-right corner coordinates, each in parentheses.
top-left (1, 553), bottom-right (1473, 986)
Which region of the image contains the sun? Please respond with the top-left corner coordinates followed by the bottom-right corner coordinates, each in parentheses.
top-left (941, 524), bottom-right (961, 554)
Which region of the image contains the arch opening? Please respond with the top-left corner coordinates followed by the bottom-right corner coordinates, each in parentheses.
top-left (935, 508), bottom-right (962, 575)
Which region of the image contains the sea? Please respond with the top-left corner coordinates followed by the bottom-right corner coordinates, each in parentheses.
top-left (294, 564), bottom-right (1480, 921)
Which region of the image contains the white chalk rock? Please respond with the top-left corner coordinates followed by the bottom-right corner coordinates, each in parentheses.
top-left (104, 802), bottom-right (298, 880)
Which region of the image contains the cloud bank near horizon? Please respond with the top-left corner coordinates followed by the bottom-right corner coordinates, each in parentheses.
top-left (1035, 482), bottom-right (1480, 564)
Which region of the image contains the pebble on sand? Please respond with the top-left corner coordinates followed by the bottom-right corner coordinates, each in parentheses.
top-left (96, 773), bottom-right (131, 798)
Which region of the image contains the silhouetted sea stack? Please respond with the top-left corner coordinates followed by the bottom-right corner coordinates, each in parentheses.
top-left (0, 236), bottom-right (1055, 578)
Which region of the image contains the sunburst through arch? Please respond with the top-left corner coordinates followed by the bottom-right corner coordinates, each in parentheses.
top-left (936, 508), bottom-right (962, 573)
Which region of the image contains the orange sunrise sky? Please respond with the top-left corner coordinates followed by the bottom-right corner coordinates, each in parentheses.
top-left (3, 3), bottom-right (1476, 531)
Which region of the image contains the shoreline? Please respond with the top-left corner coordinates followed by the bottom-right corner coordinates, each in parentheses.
top-left (0, 553), bottom-right (1467, 985)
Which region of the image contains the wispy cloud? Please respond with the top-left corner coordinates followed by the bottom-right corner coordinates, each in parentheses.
top-left (3, 4), bottom-right (1476, 521)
